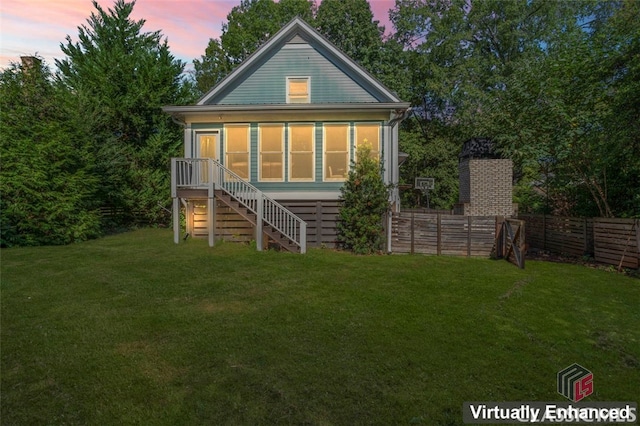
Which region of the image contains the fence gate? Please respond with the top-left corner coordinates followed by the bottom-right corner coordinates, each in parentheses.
top-left (493, 218), bottom-right (526, 268)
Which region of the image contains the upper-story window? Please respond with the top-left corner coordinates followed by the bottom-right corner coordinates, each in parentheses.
top-left (287, 77), bottom-right (310, 103)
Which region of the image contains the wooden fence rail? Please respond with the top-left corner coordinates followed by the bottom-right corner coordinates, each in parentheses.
top-left (519, 214), bottom-right (639, 269)
top-left (391, 212), bottom-right (502, 257)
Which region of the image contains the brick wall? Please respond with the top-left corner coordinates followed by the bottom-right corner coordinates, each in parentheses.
top-left (457, 158), bottom-right (514, 217)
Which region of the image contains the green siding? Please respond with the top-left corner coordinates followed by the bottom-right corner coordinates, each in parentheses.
top-left (211, 46), bottom-right (380, 105)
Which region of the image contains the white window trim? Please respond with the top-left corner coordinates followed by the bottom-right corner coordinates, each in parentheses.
top-left (223, 124), bottom-right (250, 180)
top-left (258, 123), bottom-right (285, 182)
top-left (322, 123), bottom-right (351, 182)
top-left (287, 123), bottom-right (315, 182)
top-left (194, 130), bottom-right (220, 160)
top-left (286, 76), bottom-right (310, 104)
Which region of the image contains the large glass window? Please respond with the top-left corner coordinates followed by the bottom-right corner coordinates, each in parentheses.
top-left (224, 125), bottom-right (249, 179)
top-left (355, 123), bottom-right (381, 159)
top-left (287, 77), bottom-right (310, 103)
top-left (289, 124), bottom-right (315, 181)
top-left (324, 124), bottom-right (349, 181)
top-left (259, 124), bottom-right (284, 181)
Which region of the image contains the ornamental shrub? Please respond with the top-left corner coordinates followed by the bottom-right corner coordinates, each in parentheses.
top-left (337, 143), bottom-right (391, 254)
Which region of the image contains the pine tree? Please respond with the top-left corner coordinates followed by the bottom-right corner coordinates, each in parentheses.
top-left (337, 144), bottom-right (390, 254)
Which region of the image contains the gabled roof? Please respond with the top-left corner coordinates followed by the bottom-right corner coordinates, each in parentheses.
top-left (197, 17), bottom-right (403, 106)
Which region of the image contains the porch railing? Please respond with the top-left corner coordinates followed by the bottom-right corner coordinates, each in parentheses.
top-left (171, 157), bottom-right (307, 254)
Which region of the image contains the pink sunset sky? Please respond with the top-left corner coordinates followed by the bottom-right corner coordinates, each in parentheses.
top-left (0, 0), bottom-right (396, 71)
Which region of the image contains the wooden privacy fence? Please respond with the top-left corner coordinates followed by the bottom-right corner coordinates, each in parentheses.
top-left (519, 215), bottom-right (640, 269)
top-left (391, 212), bottom-right (502, 257)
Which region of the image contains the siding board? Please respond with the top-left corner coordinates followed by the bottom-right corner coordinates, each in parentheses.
top-left (214, 47), bottom-right (379, 105)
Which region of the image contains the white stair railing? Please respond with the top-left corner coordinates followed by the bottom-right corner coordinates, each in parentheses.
top-left (172, 158), bottom-right (307, 253)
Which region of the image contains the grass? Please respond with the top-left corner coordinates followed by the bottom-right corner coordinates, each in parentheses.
top-left (1, 228), bottom-right (638, 425)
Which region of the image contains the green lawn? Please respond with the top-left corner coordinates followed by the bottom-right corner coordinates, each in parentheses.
top-left (1, 228), bottom-right (638, 425)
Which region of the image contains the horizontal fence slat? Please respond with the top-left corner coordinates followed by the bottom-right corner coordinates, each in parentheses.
top-left (391, 212), bottom-right (499, 257)
top-left (519, 214), bottom-right (638, 269)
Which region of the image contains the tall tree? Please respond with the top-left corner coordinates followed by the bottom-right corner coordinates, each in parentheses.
top-left (57, 0), bottom-right (189, 225)
top-left (483, 1), bottom-right (640, 217)
top-left (194, 0), bottom-right (315, 94)
top-left (315, 0), bottom-right (385, 73)
top-left (0, 58), bottom-right (100, 246)
top-left (390, 0), bottom-right (633, 214)
top-left (337, 144), bottom-right (390, 254)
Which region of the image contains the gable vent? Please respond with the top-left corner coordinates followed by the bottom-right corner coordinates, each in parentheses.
top-left (287, 34), bottom-right (308, 44)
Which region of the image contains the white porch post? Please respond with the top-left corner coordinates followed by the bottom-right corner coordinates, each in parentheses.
top-left (208, 159), bottom-right (215, 247)
top-left (256, 193), bottom-right (263, 251)
top-left (208, 197), bottom-right (215, 247)
top-left (171, 158), bottom-right (180, 244)
top-left (300, 221), bottom-right (307, 254)
top-left (173, 197), bottom-right (180, 244)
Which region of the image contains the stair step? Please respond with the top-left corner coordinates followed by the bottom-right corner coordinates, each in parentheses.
top-left (214, 189), bottom-right (300, 252)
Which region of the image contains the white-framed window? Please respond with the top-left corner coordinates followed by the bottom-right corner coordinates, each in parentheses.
top-left (224, 124), bottom-right (250, 179)
top-left (323, 123), bottom-right (350, 181)
top-left (287, 77), bottom-right (310, 103)
top-left (288, 123), bottom-right (315, 181)
top-left (259, 124), bottom-right (284, 181)
top-left (355, 123), bottom-right (381, 160)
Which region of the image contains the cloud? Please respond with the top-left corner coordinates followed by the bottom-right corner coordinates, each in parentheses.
top-left (0, 0), bottom-right (397, 70)
top-left (0, 0), bottom-right (232, 69)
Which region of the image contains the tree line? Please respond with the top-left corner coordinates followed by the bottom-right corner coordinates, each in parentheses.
top-left (1, 0), bottom-right (638, 246)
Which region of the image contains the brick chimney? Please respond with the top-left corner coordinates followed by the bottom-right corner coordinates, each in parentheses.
top-left (455, 138), bottom-right (515, 217)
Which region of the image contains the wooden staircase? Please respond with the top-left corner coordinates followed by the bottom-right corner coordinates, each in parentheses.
top-left (171, 158), bottom-right (307, 253)
top-left (215, 191), bottom-right (301, 253)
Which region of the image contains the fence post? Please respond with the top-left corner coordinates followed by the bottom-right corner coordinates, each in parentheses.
top-left (467, 216), bottom-right (472, 257)
top-left (542, 214), bottom-right (547, 251)
top-left (583, 217), bottom-right (588, 255)
top-left (495, 216), bottom-right (505, 258)
top-left (437, 214), bottom-right (442, 256)
top-left (636, 219), bottom-right (640, 267)
top-left (410, 211), bottom-right (415, 255)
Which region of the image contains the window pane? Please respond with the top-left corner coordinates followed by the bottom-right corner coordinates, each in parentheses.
top-left (225, 125), bottom-right (248, 178)
top-left (290, 125), bottom-right (313, 151)
top-left (291, 153), bottom-right (313, 180)
top-left (355, 124), bottom-right (380, 152)
top-left (288, 78), bottom-right (309, 103)
top-left (227, 153), bottom-right (249, 179)
top-left (261, 153), bottom-right (283, 180)
top-left (226, 126), bottom-right (248, 151)
top-left (289, 80), bottom-right (308, 96)
top-left (325, 152), bottom-right (348, 179)
top-left (289, 124), bottom-right (314, 181)
top-left (260, 126), bottom-right (283, 152)
top-left (325, 125), bottom-right (348, 152)
top-left (199, 135), bottom-right (218, 159)
top-left (324, 124), bottom-right (349, 180)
